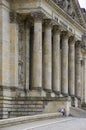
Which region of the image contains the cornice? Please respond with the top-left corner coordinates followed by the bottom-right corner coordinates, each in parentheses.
top-left (6, 0), bottom-right (86, 33)
top-left (72, 0), bottom-right (86, 28)
top-left (51, 0), bottom-right (86, 29)
top-left (45, 0), bottom-right (86, 33)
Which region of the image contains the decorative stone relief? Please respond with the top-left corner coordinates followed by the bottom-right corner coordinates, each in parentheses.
top-left (10, 12), bottom-right (17, 23)
top-left (82, 34), bottom-right (86, 50)
top-left (53, 0), bottom-right (75, 19)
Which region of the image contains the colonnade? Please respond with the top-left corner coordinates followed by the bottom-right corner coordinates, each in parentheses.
top-left (20, 14), bottom-right (82, 99)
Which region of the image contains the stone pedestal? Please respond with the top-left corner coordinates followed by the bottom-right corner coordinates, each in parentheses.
top-left (74, 97), bottom-right (78, 107)
top-left (52, 26), bottom-right (61, 94)
top-left (65, 97), bottom-right (71, 116)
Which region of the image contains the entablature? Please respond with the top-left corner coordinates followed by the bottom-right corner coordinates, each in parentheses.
top-left (7, 0), bottom-right (86, 40)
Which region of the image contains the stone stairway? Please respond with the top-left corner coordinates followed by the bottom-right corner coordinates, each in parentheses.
top-left (70, 107), bottom-right (86, 118)
top-left (9, 98), bottom-right (45, 118)
top-left (81, 103), bottom-right (86, 111)
top-left (0, 112), bottom-right (63, 129)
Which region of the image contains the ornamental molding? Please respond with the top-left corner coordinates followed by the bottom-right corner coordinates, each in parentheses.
top-left (52, 0), bottom-right (86, 28)
top-left (53, 0), bottom-right (75, 19)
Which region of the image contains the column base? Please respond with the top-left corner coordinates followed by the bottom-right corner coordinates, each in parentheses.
top-left (69, 94), bottom-right (75, 97)
top-left (65, 96), bottom-right (71, 116)
top-left (61, 93), bottom-right (69, 97)
top-left (46, 92), bottom-right (57, 98)
top-left (29, 90), bottom-right (46, 97)
top-left (43, 88), bottom-right (52, 93)
top-left (74, 97), bottom-right (79, 107)
top-left (53, 90), bottom-right (61, 95)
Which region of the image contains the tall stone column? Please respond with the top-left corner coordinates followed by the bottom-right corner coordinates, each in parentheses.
top-left (10, 12), bottom-right (18, 88)
top-left (32, 15), bottom-right (42, 90)
top-left (61, 31), bottom-right (69, 95)
top-left (81, 58), bottom-right (84, 102)
top-left (25, 22), bottom-right (30, 91)
top-left (0, 0), bottom-right (10, 119)
top-left (83, 55), bottom-right (86, 103)
top-left (43, 20), bottom-right (52, 92)
top-left (75, 41), bottom-right (82, 99)
top-left (0, 0), bottom-right (10, 87)
top-left (52, 26), bottom-right (61, 94)
top-left (68, 36), bottom-right (75, 96)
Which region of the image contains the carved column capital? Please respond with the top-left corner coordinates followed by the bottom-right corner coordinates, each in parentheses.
top-left (69, 36), bottom-right (76, 44)
top-left (61, 31), bottom-right (70, 39)
top-left (75, 40), bottom-right (82, 48)
top-left (53, 25), bottom-right (61, 34)
top-left (30, 11), bottom-right (46, 20)
top-left (10, 12), bottom-right (17, 23)
top-left (44, 19), bottom-right (54, 27)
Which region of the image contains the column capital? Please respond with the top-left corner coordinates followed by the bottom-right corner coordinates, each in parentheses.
top-left (30, 11), bottom-right (46, 21)
top-left (10, 11), bottom-right (17, 23)
top-left (44, 19), bottom-right (54, 27)
top-left (69, 36), bottom-right (76, 44)
top-left (75, 40), bottom-right (82, 48)
top-left (53, 25), bottom-right (61, 34)
top-left (61, 31), bottom-right (70, 39)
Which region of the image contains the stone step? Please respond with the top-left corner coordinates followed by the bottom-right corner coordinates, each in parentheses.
top-left (0, 112), bottom-right (63, 128)
top-left (8, 99), bottom-right (46, 117)
top-left (70, 107), bottom-right (86, 118)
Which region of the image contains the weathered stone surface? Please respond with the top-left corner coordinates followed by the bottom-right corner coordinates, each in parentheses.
top-left (0, 0), bottom-right (86, 119)
top-left (68, 36), bottom-right (75, 96)
top-left (52, 26), bottom-right (61, 94)
top-left (43, 20), bottom-right (52, 92)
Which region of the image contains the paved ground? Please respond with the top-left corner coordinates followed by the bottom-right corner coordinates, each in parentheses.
top-left (1, 117), bottom-right (86, 130)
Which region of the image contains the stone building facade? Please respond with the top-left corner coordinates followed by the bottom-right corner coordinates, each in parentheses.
top-left (0, 0), bottom-right (86, 119)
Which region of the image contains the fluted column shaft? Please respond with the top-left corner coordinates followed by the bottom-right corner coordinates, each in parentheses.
top-left (75, 42), bottom-right (82, 98)
top-left (43, 20), bottom-right (52, 92)
top-left (52, 26), bottom-right (61, 94)
top-left (61, 32), bottom-right (69, 95)
top-left (32, 18), bottom-right (42, 89)
top-left (68, 36), bottom-right (75, 96)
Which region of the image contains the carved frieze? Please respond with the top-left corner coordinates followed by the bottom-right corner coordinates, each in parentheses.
top-left (82, 34), bottom-right (86, 51)
top-left (53, 0), bottom-right (76, 19)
